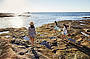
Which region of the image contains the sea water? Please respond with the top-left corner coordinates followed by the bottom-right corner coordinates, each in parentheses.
top-left (0, 12), bottom-right (90, 28)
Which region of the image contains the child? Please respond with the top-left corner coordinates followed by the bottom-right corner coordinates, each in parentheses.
top-left (63, 24), bottom-right (68, 35)
top-left (54, 21), bottom-right (61, 33)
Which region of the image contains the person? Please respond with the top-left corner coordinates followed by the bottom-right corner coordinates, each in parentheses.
top-left (55, 21), bottom-right (58, 26)
top-left (69, 22), bottom-right (71, 30)
top-left (28, 22), bottom-right (36, 46)
top-left (54, 21), bottom-right (61, 32)
top-left (63, 24), bottom-right (68, 35)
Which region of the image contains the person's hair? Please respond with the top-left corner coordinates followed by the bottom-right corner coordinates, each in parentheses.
top-left (63, 24), bottom-right (67, 29)
top-left (55, 21), bottom-right (58, 26)
top-left (30, 25), bottom-right (35, 28)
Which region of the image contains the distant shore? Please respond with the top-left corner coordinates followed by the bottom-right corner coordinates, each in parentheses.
top-left (0, 13), bottom-right (15, 17)
top-left (0, 12), bottom-right (31, 17)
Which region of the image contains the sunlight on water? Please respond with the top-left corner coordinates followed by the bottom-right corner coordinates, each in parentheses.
top-left (0, 17), bottom-right (29, 28)
top-left (0, 12), bottom-right (90, 28)
top-left (8, 17), bottom-right (24, 28)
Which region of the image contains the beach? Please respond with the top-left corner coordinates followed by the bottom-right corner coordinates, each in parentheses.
top-left (0, 18), bottom-right (90, 59)
top-left (0, 0), bottom-right (90, 58)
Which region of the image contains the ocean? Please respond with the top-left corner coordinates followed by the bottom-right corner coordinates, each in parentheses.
top-left (0, 12), bottom-right (90, 28)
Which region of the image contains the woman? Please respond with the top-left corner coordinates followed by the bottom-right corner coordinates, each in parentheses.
top-left (28, 22), bottom-right (36, 46)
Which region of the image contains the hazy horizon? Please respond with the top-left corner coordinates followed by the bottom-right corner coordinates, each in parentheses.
top-left (0, 0), bottom-right (90, 13)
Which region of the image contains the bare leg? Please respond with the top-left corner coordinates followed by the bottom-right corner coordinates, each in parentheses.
top-left (32, 38), bottom-right (34, 46)
top-left (29, 36), bottom-right (34, 46)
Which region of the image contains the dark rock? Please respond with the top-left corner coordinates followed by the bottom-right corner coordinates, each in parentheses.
top-left (87, 30), bottom-right (90, 32)
top-left (40, 41), bottom-right (52, 49)
top-left (25, 45), bottom-right (30, 48)
top-left (25, 50), bottom-right (28, 53)
top-left (10, 40), bottom-right (15, 44)
top-left (31, 48), bottom-right (39, 59)
top-left (51, 40), bottom-right (58, 46)
top-left (82, 17), bottom-right (90, 18)
top-left (12, 47), bottom-right (17, 52)
top-left (0, 13), bottom-right (15, 17)
top-left (19, 52), bottom-right (25, 55)
top-left (52, 50), bottom-right (57, 53)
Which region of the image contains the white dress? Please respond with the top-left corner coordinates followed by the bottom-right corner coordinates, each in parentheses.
top-left (63, 26), bottom-right (67, 35)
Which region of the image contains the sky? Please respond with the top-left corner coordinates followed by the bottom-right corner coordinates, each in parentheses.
top-left (0, 0), bottom-right (90, 13)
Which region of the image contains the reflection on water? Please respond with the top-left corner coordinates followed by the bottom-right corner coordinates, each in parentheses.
top-left (0, 17), bottom-right (30, 28)
top-left (0, 12), bottom-right (90, 28)
top-left (0, 15), bottom-right (84, 28)
top-left (8, 17), bottom-right (24, 28)
top-left (0, 15), bottom-right (62, 28)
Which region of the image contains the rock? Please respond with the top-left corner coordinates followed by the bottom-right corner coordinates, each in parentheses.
top-left (52, 50), bottom-right (57, 53)
top-left (51, 40), bottom-right (58, 46)
top-left (82, 17), bottom-right (90, 18)
top-left (10, 39), bottom-right (15, 44)
top-left (19, 52), bottom-right (25, 55)
top-left (0, 13), bottom-right (15, 17)
top-left (0, 39), bottom-right (16, 59)
top-left (12, 47), bottom-right (18, 52)
top-left (18, 46), bottom-right (26, 49)
top-left (0, 19), bottom-right (89, 59)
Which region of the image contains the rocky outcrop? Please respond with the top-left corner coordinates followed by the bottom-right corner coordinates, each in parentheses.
top-left (83, 17), bottom-right (90, 18)
top-left (0, 39), bottom-right (15, 59)
top-left (0, 20), bottom-right (90, 59)
top-left (0, 13), bottom-right (15, 17)
top-left (0, 39), bottom-right (30, 59)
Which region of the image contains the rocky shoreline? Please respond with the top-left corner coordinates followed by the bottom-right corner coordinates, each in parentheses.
top-left (0, 19), bottom-right (90, 59)
top-left (0, 13), bottom-right (15, 17)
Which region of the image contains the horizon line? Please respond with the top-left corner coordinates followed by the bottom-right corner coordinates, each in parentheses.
top-left (0, 11), bottom-right (90, 13)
